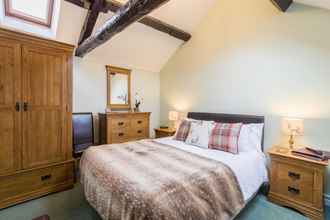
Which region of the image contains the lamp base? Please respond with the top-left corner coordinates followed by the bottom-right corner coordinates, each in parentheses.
top-left (289, 134), bottom-right (294, 149)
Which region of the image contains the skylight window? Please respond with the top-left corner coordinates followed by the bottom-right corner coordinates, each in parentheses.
top-left (4, 0), bottom-right (54, 27)
top-left (0, 0), bottom-right (60, 39)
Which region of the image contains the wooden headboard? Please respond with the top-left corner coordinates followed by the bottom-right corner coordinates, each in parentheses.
top-left (187, 112), bottom-right (265, 151)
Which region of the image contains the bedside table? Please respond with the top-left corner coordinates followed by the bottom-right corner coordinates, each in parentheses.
top-left (268, 146), bottom-right (329, 220)
top-left (154, 128), bottom-right (176, 138)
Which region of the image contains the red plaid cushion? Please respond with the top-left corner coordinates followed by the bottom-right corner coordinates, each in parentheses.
top-left (174, 120), bottom-right (191, 141)
top-left (208, 123), bottom-right (243, 154)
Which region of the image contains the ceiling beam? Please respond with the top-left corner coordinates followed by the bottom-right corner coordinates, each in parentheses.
top-left (139, 16), bottom-right (190, 41)
top-left (271, 0), bottom-right (293, 12)
top-left (78, 0), bottom-right (105, 45)
top-left (65, 0), bottom-right (191, 42)
top-left (104, 1), bottom-right (191, 41)
top-left (75, 0), bottom-right (171, 57)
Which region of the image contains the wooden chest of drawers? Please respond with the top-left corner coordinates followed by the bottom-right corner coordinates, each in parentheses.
top-left (268, 146), bottom-right (328, 220)
top-left (99, 112), bottom-right (151, 144)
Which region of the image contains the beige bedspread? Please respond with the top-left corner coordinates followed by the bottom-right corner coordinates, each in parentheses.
top-left (80, 140), bottom-right (244, 220)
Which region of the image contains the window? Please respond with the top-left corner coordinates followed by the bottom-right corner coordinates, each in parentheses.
top-left (0, 0), bottom-right (60, 38)
top-left (4, 0), bottom-right (54, 27)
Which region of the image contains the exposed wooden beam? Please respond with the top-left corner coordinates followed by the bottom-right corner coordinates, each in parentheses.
top-left (78, 0), bottom-right (104, 45)
top-left (271, 0), bottom-right (293, 12)
top-left (65, 0), bottom-right (191, 42)
top-left (75, 0), bottom-right (171, 57)
top-left (139, 16), bottom-right (190, 41)
top-left (104, 1), bottom-right (191, 41)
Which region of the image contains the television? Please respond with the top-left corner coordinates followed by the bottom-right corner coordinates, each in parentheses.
top-left (72, 113), bottom-right (94, 157)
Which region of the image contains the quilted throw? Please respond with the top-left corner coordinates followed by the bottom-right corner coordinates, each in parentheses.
top-left (80, 140), bottom-right (245, 220)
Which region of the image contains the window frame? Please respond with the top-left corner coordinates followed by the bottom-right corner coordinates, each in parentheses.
top-left (4, 0), bottom-right (54, 27)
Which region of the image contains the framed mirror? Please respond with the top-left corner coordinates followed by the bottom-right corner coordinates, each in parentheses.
top-left (106, 65), bottom-right (131, 110)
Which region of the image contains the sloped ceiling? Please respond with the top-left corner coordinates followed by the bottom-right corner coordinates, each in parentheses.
top-left (117, 0), bottom-right (217, 33)
top-left (295, 0), bottom-right (330, 10)
top-left (56, 0), bottom-right (216, 72)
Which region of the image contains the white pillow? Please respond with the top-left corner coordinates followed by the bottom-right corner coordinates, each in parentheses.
top-left (238, 123), bottom-right (264, 153)
top-left (185, 120), bottom-right (214, 149)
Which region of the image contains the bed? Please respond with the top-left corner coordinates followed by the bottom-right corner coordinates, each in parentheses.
top-left (80, 112), bottom-right (269, 220)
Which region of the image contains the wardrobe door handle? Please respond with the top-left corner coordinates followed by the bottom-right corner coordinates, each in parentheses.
top-left (118, 122), bottom-right (124, 126)
top-left (137, 130), bottom-right (142, 134)
top-left (137, 120), bottom-right (143, 124)
top-left (118, 133), bottom-right (124, 137)
top-left (23, 102), bottom-right (28, 111)
top-left (15, 102), bottom-right (20, 112)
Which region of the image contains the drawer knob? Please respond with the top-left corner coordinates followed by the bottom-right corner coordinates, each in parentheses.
top-left (288, 171), bottom-right (300, 180)
top-left (118, 122), bottom-right (124, 126)
top-left (288, 186), bottom-right (300, 195)
top-left (137, 120), bottom-right (142, 124)
top-left (118, 133), bottom-right (124, 137)
top-left (137, 130), bottom-right (142, 134)
top-left (41, 174), bottom-right (52, 181)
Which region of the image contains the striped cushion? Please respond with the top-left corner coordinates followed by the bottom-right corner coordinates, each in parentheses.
top-left (208, 123), bottom-right (243, 154)
top-left (174, 120), bottom-right (191, 141)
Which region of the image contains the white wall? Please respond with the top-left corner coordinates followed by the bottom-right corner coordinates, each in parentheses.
top-left (160, 0), bottom-right (330, 193)
top-left (73, 57), bottom-right (160, 137)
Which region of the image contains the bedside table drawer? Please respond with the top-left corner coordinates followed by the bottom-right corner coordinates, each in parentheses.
top-left (277, 163), bottom-right (314, 186)
top-left (272, 162), bottom-right (315, 204)
top-left (275, 181), bottom-right (314, 204)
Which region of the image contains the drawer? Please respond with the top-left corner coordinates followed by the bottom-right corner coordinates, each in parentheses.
top-left (131, 117), bottom-right (148, 128)
top-left (155, 130), bottom-right (176, 138)
top-left (111, 130), bottom-right (131, 143)
top-left (0, 162), bottom-right (73, 202)
top-left (272, 162), bottom-right (315, 204)
top-left (276, 163), bottom-right (314, 187)
top-left (110, 117), bottom-right (131, 130)
top-left (275, 181), bottom-right (314, 204)
top-left (131, 128), bottom-right (148, 140)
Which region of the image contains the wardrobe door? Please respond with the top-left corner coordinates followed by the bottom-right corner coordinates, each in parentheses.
top-left (0, 39), bottom-right (22, 174)
top-left (22, 45), bottom-right (68, 168)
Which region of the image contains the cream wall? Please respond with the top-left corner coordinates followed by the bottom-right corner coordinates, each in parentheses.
top-left (160, 1), bottom-right (330, 194)
top-left (55, 1), bottom-right (164, 138)
top-left (73, 57), bottom-right (160, 137)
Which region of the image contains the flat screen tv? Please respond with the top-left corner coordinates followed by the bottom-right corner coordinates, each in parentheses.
top-left (72, 112), bottom-right (94, 157)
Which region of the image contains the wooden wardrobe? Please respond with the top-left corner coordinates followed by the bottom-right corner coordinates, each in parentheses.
top-left (0, 28), bottom-right (74, 209)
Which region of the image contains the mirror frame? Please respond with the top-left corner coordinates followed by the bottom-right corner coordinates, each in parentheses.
top-left (106, 65), bottom-right (131, 111)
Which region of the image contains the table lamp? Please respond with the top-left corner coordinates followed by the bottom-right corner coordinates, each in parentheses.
top-left (168, 111), bottom-right (179, 129)
top-left (282, 118), bottom-right (304, 149)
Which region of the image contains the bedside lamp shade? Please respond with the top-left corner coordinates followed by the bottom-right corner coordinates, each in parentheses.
top-left (168, 111), bottom-right (179, 121)
top-left (282, 118), bottom-right (304, 136)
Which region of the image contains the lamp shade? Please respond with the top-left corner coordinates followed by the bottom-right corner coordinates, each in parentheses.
top-left (282, 118), bottom-right (304, 136)
top-left (168, 111), bottom-right (179, 121)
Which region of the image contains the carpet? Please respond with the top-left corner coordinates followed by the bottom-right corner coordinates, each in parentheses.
top-left (0, 184), bottom-right (326, 220)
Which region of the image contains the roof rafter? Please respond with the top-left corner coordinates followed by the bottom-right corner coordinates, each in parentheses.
top-left (65, 0), bottom-right (191, 43)
top-left (75, 0), bottom-right (172, 57)
top-left (78, 0), bottom-right (105, 45)
top-left (270, 0), bottom-right (293, 12)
